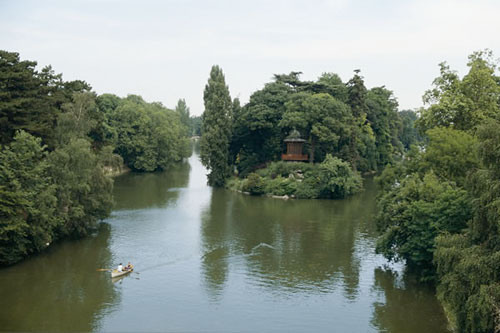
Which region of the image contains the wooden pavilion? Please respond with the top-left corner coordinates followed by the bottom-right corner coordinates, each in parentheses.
top-left (282, 130), bottom-right (308, 161)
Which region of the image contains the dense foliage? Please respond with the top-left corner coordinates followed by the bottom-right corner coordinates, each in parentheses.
top-left (201, 67), bottom-right (410, 197)
top-left (0, 50), bottom-right (190, 265)
top-left (230, 70), bottom-right (405, 177)
top-left (375, 50), bottom-right (500, 332)
top-left (228, 155), bottom-right (362, 199)
top-left (96, 94), bottom-right (190, 172)
top-left (200, 65), bottom-right (234, 187)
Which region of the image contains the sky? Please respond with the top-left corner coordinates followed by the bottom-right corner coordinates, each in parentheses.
top-left (1, 0), bottom-right (499, 116)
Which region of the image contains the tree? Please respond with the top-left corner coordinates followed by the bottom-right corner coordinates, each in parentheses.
top-left (398, 110), bottom-right (422, 150)
top-left (346, 70), bottom-right (371, 171)
top-left (0, 51), bottom-right (60, 146)
top-left (316, 154), bottom-right (362, 199)
top-left (48, 91), bottom-right (116, 237)
top-left (316, 72), bottom-right (348, 102)
top-left (55, 92), bottom-right (97, 146)
top-left (366, 87), bottom-right (402, 168)
top-left (175, 98), bottom-right (191, 136)
top-left (231, 80), bottom-right (292, 176)
top-left (421, 127), bottom-right (478, 186)
top-left (0, 51), bottom-right (92, 147)
top-left (376, 172), bottom-right (472, 281)
top-left (190, 115), bottom-right (202, 136)
top-left (434, 119), bottom-right (500, 332)
top-left (419, 50), bottom-right (500, 133)
top-left (281, 92), bottom-right (352, 163)
top-left (375, 50), bottom-right (500, 331)
top-left (103, 95), bottom-right (189, 172)
top-left (200, 65), bottom-right (233, 187)
top-left (0, 131), bottom-right (57, 264)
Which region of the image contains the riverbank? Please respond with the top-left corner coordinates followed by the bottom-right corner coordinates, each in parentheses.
top-left (104, 163), bottom-right (131, 177)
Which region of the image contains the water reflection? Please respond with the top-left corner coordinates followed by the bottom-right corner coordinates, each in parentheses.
top-left (200, 189), bottom-right (231, 301)
top-left (200, 180), bottom-right (379, 299)
top-left (371, 267), bottom-right (450, 332)
top-left (0, 224), bottom-right (117, 332)
top-left (113, 161), bottom-right (190, 210)
top-left (0, 144), bottom-right (451, 332)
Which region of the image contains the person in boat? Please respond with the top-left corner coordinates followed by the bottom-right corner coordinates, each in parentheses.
top-left (124, 262), bottom-right (132, 271)
top-left (117, 263), bottom-right (123, 272)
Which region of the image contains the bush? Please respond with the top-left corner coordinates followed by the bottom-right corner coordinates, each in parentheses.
top-left (295, 176), bottom-right (321, 199)
top-left (316, 154), bottom-right (362, 198)
top-left (264, 176), bottom-right (297, 196)
top-left (232, 156), bottom-right (361, 200)
top-left (242, 173), bottom-right (266, 195)
top-left (258, 161), bottom-right (312, 178)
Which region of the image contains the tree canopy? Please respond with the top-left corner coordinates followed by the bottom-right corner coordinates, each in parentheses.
top-left (0, 50), bottom-right (190, 265)
top-left (375, 50), bottom-right (500, 332)
top-left (200, 65), bottom-right (233, 187)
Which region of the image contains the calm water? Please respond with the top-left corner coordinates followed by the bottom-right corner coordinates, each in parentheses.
top-left (0, 145), bottom-right (450, 332)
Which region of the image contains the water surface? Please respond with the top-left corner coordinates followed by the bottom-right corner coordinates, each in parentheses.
top-left (0, 147), bottom-right (449, 332)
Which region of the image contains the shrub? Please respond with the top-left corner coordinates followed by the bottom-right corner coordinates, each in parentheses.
top-left (242, 173), bottom-right (265, 195)
top-left (258, 161), bottom-right (312, 178)
top-left (316, 154), bottom-right (362, 198)
top-left (264, 176), bottom-right (297, 196)
top-left (295, 176), bottom-right (321, 199)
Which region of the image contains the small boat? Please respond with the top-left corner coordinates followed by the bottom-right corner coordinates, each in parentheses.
top-left (111, 264), bottom-right (134, 278)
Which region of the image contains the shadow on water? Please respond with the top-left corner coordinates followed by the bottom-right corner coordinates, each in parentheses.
top-left (112, 160), bottom-right (190, 211)
top-left (0, 223), bottom-right (118, 332)
top-left (371, 267), bottom-right (450, 332)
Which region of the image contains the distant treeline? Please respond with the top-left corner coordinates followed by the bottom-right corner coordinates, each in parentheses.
top-left (199, 66), bottom-right (420, 197)
top-left (0, 50), bottom-right (191, 265)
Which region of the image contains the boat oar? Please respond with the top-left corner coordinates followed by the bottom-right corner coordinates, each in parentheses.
top-left (97, 268), bottom-right (112, 271)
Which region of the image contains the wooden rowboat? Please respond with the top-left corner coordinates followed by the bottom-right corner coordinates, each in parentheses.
top-left (111, 264), bottom-right (134, 278)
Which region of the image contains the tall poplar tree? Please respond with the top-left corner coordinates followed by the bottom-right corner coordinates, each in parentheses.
top-left (200, 65), bottom-right (232, 187)
top-left (175, 98), bottom-right (190, 136)
top-left (347, 69), bottom-right (370, 171)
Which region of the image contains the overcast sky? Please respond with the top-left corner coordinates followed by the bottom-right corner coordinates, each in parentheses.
top-left (1, 0), bottom-right (499, 115)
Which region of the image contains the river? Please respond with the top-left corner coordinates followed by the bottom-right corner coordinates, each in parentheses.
top-left (0, 145), bottom-right (449, 332)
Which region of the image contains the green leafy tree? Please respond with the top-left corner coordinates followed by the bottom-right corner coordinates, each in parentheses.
top-left (0, 131), bottom-right (57, 264)
top-left (421, 127), bottom-right (478, 186)
top-left (48, 138), bottom-right (113, 237)
top-left (231, 81), bottom-right (292, 176)
top-left (366, 87), bottom-right (402, 168)
top-left (190, 115), bottom-right (202, 136)
top-left (316, 72), bottom-right (348, 102)
top-left (316, 154), bottom-right (362, 199)
top-left (434, 119), bottom-right (500, 332)
top-left (346, 70), bottom-right (374, 171)
top-left (376, 50), bottom-right (500, 332)
top-left (419, 49), bottom-right (500, 133)
top-left (55, 92), bottom-right (97, 146)
top-left (200, 65), bottom-right (233, 187)
top-left (281, 92), bottom-right (352, 163)
top-left (0, 51), bottom-right (91, 147)
top-left (0, 51), bottom-right (61, 146)
top-left (105, 95), bottom-right (189, 171)
top-left (376, 172), bottom-right (472, 281)
top-left (175, 98), bottom-right (191, 136)
top-left (398, 110), bottom-right (423, 149)
top-left (48, 92), bottom-right (115, 237)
